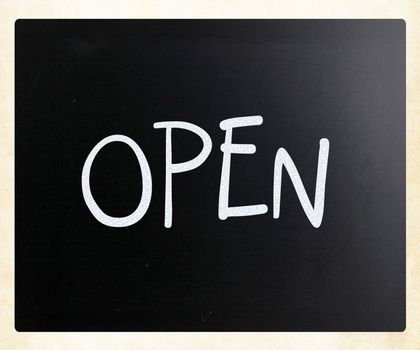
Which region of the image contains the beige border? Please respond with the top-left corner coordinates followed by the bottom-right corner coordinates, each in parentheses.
top-left (1, 1), bottom-right (419, 349)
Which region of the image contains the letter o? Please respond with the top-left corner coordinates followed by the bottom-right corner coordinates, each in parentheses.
top-left (81, 134), bottom-right (152, 227)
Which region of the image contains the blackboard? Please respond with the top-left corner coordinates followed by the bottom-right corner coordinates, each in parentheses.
top-left (15, 19), bottom-right (405, 331)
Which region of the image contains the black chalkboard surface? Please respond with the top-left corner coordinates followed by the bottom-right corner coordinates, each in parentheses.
top-left (15, 20), bottom-right (405, 331)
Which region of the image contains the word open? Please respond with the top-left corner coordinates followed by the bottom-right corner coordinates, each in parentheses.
top-left (81, 116), bottom-right (330, 228)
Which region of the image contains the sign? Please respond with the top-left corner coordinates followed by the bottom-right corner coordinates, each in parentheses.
top-left (15, 19), bottom-right (405, 331)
